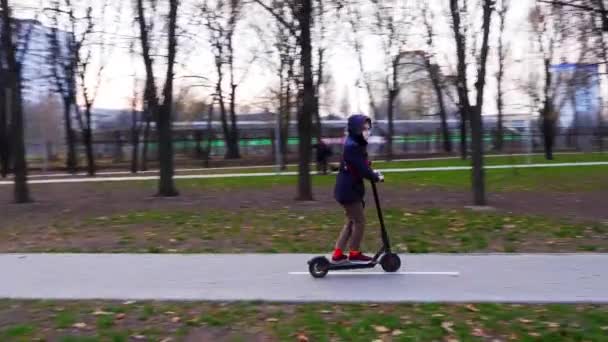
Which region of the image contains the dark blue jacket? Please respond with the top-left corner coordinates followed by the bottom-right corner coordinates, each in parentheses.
top-left (334, 115), bottom-right (380, 204)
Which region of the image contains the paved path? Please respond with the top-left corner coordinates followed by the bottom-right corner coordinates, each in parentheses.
top-left (1, 253), bottom-right (607, 303)
top-left (1, 161), bottom-right (607, 185)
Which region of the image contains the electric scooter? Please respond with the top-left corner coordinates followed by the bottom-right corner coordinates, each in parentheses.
top-left (307, 178), bottom-right (402, 278)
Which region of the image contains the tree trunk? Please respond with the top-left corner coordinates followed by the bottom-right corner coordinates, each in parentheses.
top-left (2, 1), bottom-right (31, 203)
top-left (427, 63), bottom-right (452, 153)
top-left (450, 0), bottom-right (470, 161)
top-left (61, 98), bottom-right (77, 174)
top-left (84, 127), bottom-right (95, 175)
top-left (469, 0), bottom-right (493, 206)
top-left (130, 112), bottom-right (140, 173)
top-left (227, 83), bottom-right (240, 159)
top-left (141, 111), bottom-right (151, 171)
top-left (296, 0), bottom-right (314, 201)
top-left (157, 0), bottom-right (179, 197)
top-left (459, 111), bottom-right (467, 159)
top-left (542, 107), bottom-right (555, 160)
top-left (541, 58), bottom-right (555, 160)
top-left (281, 58), bottom-right (295, 171)
top-left (496, 90), bottom-right (504, 151)
top-left (82, 105), bottom-right (96, 176)
top-left (495, 10), bottom-right (506, 152)
top-left (7, 79), bottom-right (30, 203)
top-left (0, 75), bottom-right (9, 178)
top-left (386, 91), bottom-right (396, 161)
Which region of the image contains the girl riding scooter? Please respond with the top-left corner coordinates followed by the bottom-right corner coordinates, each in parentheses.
top-left (331, 114), bottom-right (384, 263)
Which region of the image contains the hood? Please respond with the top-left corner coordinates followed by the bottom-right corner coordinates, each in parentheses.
top-left (347, 114), bottom-right (371, 137)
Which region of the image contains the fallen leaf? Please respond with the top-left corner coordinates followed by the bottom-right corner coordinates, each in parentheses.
top-left (466, 304), bottom-right (479, 312)
top-left (132, 335), bottom-right (146, 340)
top-left (518, 318), bottom-right (533, 324)
top-left (472, 328), bottom-right (486, 337)
top-left (171, 316), bottom-right (181, 323)
top-left (296, 333), bottom-right (309, 342)
top-left (115, 313), bottom-right (126, 320)
top-left (392, 329), bottom-right (404, 336)
top-left (319, 310), bottom-right (332, 314)
top-left (528, 332), bottom-right (541, 337)
top-left (433, 313), bottom-right (445, 318)
top-left (169, 239), bottom-right (177, 243)
top-left (373, 325), bottom-right (390, 333)
top-left (545, 322), bottom-right (560, 328)
top-left (92, 310), bottom-right (112, 316)
top-left (72, 322), bottom-right (87, 329)
top-left (164, 311), bottom-right (176, 315)
top-left (442, 321), bottom-right (455, 333)
top-left (503, 224), bottom-right (516, 229)
top-left (266, 318), bottom-right (279, 322)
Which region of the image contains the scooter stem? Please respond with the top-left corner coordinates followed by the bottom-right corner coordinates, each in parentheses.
top-left (370, 180), bottom-right (391, 251)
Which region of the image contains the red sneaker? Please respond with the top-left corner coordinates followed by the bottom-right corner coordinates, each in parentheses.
top-left (331, 254), bottom-right (348, 263)
top-left (349, 251), bottom-right (372, 263)
top-left (332, 248), bottom-right (347, 263)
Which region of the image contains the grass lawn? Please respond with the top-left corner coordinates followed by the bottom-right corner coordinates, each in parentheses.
top-left (122, 152), bottom-right (607, 192)
top-left (159, 163), bottom-right (608, 193)
top-left (1, 300), bottom-right (608, 341)
top-left (176, 152), bottom-right (608, 173)
top-left (3, 208), bottom-right (606, 254)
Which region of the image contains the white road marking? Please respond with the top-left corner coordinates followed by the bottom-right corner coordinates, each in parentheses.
top-left (288, 271), bottom-right (460, 276)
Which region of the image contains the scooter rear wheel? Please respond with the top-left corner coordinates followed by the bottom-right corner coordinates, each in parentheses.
top-left (380, 253), bottom-right (401, 272)
top-left (308, 256), bottom-right (330, 278)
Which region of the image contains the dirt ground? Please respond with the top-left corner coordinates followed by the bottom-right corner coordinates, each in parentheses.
top-left (1, 182), bottom-right (607, 229)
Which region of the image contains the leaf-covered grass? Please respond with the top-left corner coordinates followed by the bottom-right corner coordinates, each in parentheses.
top-left (2, 300), bottom-right (608, 341)
top-left (2, 208), bottom-right (606, 254)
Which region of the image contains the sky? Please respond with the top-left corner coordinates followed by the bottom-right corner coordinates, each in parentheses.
top-left (11, 0), bottom-right (605, 121)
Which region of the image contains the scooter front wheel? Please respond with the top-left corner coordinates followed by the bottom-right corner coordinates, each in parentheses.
top-left (308, 256), bottom-right (330, 278)
top-left (380, 253), bottom-right (401, 272)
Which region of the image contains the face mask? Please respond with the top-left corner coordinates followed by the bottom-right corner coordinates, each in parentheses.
top-left (362, 129), bottom-right (370, 141)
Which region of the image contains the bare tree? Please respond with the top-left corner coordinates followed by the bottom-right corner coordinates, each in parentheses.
top-left (46, 0), bottom-right (78, 174)
top-left (129, 68), bottom-right (141, 174)
top-left (346, 0), bottom-right (414, 160)
top-left (1, 0), bottom-right (31, 202)
top-left (134, 0), bottom-right (180, 196)
top-left (530, 2), bottom-right (563, 160)
top-left (312, 0), bottom-right (330, 141)
top-left (73, 5), bottom-right (105, 176)
top-left (73, 1), bottom-right (114, 176)
top-left (0, 48), bottom-right (8, 178)
top-left (495, 0), bottom-right (510, 151)
top-left (421, 2), bottom-right (452, 153)
top-left (449, 0), bottom-right (494, 205)
top-left (346, 3), bottom-right (381, 122)
top-left (199, 0), bottom-right (243, 159)
top-left (252, 0), bottom-right (318, 200)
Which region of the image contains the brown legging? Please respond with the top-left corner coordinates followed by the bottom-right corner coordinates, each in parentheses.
top-left (335, 201), bottom-right (365, 251)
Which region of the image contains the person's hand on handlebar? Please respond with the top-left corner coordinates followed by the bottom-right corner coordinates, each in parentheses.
top-left (375, 171), bottom-right (385, 183)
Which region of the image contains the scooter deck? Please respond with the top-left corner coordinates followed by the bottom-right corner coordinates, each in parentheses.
top-left (328, 261), bottom-right (378, 270)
